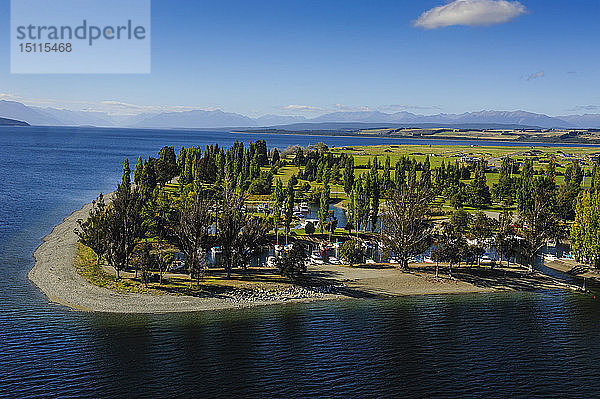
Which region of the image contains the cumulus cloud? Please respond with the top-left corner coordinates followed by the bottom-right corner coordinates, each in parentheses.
top-left (526, 71), bottom-right (545, 81)
top-left (414, 0), bottom-right (527, 29)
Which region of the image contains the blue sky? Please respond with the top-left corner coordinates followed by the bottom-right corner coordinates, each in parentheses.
top-left (0, 0), bottom-right (599, 117)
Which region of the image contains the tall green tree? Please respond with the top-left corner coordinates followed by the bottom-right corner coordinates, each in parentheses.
top-left (394, 159), bottom-right (405, 190)
top-left (343, 156), bottom-right (355, 195)
top-left (565, 161), bottom-right (584, 190)
top-left (318, 183), bottom-right (330, 233)
top-left (120, 158), bottom-right (131, 190)
top-left (518, 159), bottom-right (535, 214)
top-left (76, 194), bottom-right (108, 266)
top-left (218, 193), bottom-right (246, 279)
top-left (353, 177), bottom-right (369, 232)
top-left (370, 176), bottom-right (380, 232)
top-left (105, 165), bottom-right (144, 279)
top-left (382, 155), bottom-right (392, 195)
top-left (420, 156), bottom-right (432, 193)
top-left (156, 146), bottom-right (178, 186)
top-left (519, 185), bottom-right (561, 267)
top-left (284, 178), bottom-right (295, 243)
top-left (272, 179), bottom-right (284, 244)
top-left (133, 156), bottom-right (144, 186)
top-left (571, 190), bottom-right (600, 268)
top-left (467, 162), bottom-right (491, 208)
top-left (494, 157), bottom-right (514, 204)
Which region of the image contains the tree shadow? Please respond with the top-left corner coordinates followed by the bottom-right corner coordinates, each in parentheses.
top-left (452, 267), bottom-right (561, 291)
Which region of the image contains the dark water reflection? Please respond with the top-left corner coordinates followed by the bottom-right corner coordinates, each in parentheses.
top-left (2, 127), bottom-right (600, 398)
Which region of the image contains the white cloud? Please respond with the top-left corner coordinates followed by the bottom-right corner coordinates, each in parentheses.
top-left (414, 0), bottom-right (527, 29)
top-left (0, 94), bottom-right (219, 116)
top-left (333, 104), bottom-right (373, 112)
top-left (0, 93), bottom-right (20, 101)
top-left (526, 71), bottom-right (545, 81)
top-left (570, 105), bottom-right (600, 112)
top-left (282, 104), bottom-right (324, 112)
top-left (381, 104), bottom-right (442, 112)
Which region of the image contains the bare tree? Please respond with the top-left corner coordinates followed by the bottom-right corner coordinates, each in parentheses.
top-left (156, 251), bottom-right (175, 285)
top-left (380, 178), bottom-right (434, 270)
top-left (172, 190), bottom-right (212, 284)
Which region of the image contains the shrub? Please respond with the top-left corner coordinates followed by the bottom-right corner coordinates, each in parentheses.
top-left (275, 244), bottom-right (307, 281)
top-left (340, 240), bottom-right (364, 266)
top-left (305, 221), bottom-right (315, 235)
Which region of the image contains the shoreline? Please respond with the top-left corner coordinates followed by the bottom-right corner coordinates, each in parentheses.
top-left (232, 130), bottom-right (600, 147)
top-left (29, 199), bottom-right (580, 314)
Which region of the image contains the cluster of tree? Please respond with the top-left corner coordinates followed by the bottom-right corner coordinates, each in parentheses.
top-left (78, 140), bottom-right (593, 284)
top-left (77, 161), bottom-right (144, 279)
top-left (431, 210), bottom-right (497, 275)
top-left (133, 146), bottom-right (179, 194)
top-left (177, 140), bottom-right (271, 194)
top-left (77, 142), bottom-right (276, 283)
top-left (378, 156), bottom-right (569, 270)
top-left (299, 150), bottom-right (343, 184)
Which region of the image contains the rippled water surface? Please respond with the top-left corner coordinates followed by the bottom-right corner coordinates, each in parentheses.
top-left (1, 126), bottom-right (600, 398)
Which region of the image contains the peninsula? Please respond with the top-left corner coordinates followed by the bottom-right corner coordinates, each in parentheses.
top-left (30, 140), bottom-right (597, 313)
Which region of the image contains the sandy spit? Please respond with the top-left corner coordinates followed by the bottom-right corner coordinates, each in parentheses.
top-left (29, 198), bottom-right (578, 314)
top-left (28, 199), bottom-right (343, 314)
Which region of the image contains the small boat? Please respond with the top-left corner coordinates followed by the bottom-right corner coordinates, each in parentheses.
top-left (328, 256), bottom-right (340, 265)
top-left (544, 254), bottom-right (558, 262)
top-left (424, 257), bottom-right (434, 264)
top-left (388, 257), bottom-right (399, 264)
top-left (365, 258), bottom-right (376, 265)
top-left (408, 256), bottom-right (418, 264)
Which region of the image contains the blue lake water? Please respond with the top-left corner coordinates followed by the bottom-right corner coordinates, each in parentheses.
top-left (2, 126), bottom-right (600, 398)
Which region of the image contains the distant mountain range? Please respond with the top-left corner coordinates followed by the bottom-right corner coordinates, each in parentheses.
top-left (1, 100), bottom-right (599, 129)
